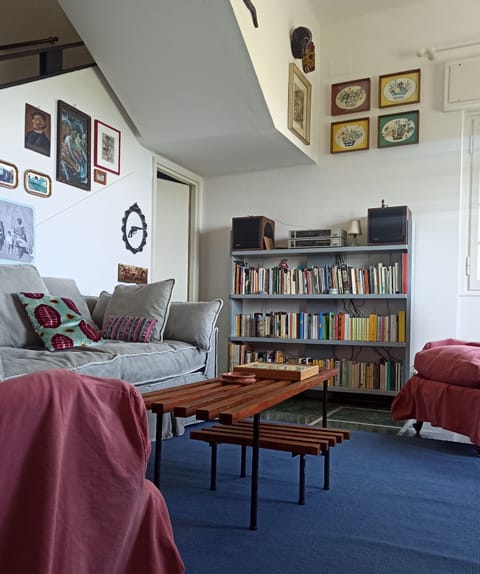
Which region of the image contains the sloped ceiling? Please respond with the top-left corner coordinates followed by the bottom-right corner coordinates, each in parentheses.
top-left (57, 0), bottom-right (312, 177)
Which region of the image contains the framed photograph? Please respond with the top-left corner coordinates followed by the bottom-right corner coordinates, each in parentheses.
top-left (24, 169), bottom-right (52, 198)
top-left (94, 120), bottom-right (121, 174)
top-left (118, 263), bottom-right (148, 284)
top-left (330, 117), bottom-right (370, 154)
top-left (0, 160), bottom-right (18, 189)
top-left (56, 100), bottom-right (91, 191)
top-left (94, 168), bottom-right (107, 185)
top-left (378, 110), bottom-right (420, 148)
top-left (287, 62), bottom-right (311, 145)
top-left (24, 104), bottom-right (51, 156)
top-left (0, 197), bottom-right (34, 262)
top-left (331, 78), bottom-right (371, 116)
top-left (379, 68), bottom-right (421, 108)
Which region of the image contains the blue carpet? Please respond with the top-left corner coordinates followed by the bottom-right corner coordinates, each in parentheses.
top-left (148, 424), bottom-right (480, 574)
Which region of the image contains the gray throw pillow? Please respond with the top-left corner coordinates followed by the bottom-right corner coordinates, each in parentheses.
top-left (103, 279), bottom-right (175, 342)
top-left (42, 276), bottom-right (95, 325)
top-left (92, 290), bottom-right (112, 329)
top-left (163, 299), bottom-right (223, 350)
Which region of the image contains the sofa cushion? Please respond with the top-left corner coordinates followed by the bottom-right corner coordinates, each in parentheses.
top-left (102, 315), bottom-right (158, 343)
top-left (103, 279), bottom-right (175, 342)
top-left (163, 299), bottom-right (223, 351)
top-left (0, 264), bottom-right (48, 348)
top-left (92, 290), bottom-right (112, 328)
top-left (18, 292), bottom-right (103, 351)
top-left (414, 344), bottom-right (480, 388)
top-left (42, 276), bottom-right (95, 325)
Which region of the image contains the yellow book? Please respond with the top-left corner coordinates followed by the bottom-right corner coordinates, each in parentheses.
top-left (398, 310), bottom-right (406, 342)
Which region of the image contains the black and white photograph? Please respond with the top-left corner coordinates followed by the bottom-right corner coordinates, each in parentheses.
top-left (0, 198), bottom-right (34, 262)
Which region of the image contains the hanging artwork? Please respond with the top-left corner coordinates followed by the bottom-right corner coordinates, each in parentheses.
top-left (287, 63), bottom-right (311, 145)
top-left (94, 120), bottom-right (121, 175)
top-left (121, 203), bottom-right (148, 254)
top-left (24, 104), bottom-right (51, 157)
top-left (378, 69), bottom-right (421, 108)
top-left (0, 198), bottom-right (34, 262)
top-left (331, 78), bottom-right (371, 116)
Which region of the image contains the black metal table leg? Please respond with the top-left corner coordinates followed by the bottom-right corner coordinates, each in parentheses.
top-left (240, 445), bottom-right (247, 477)
top-left (298, 454), bottom-right (306, 505)
top-left (323, 449), bottom-right (330, 490)
top-left (322, 379), bottom-right (328, 428)
top-left (154, 407), bottom-right (164, 487)
top-left (210, 443), bottom-right (218, 490)
top-left (249, 413), bottom-right (261, 530)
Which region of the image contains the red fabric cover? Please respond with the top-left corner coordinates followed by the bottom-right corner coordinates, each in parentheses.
top-left (414, 344), bottom-right (480, 388)
top-left (421, 338), bottom-right (480, 350)
top-left (0, 369), bottom-right (184, 574)
top-left (391, 374), bottom-right (480, 445)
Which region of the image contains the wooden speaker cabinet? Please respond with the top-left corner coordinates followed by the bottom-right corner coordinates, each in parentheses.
top-left (232, 216), bottom-right (275, 250)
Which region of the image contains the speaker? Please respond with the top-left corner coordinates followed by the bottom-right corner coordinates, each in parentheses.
top-left (232, 216), bottom-right (275, 250)
top-left (368, 205), bottom-right (411, 244)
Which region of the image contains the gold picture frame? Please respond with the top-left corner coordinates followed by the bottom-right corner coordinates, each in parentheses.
top-left (330, 117), bottom-right (370, 154)
top-left (24, 169), bottom-right (52, 198)
top-left (379, 68), bottom-right (421, 108)
top-left (287, 63), bottom-right (311, 145)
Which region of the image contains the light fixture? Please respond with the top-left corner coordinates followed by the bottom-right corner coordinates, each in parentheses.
top-left (347, 219), bottom-right (362, 246)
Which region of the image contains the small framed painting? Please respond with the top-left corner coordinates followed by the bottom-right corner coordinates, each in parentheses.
top-left (287, 62), bottom-right (312, 145)
top-left (331, 78), bottom-right (371, 116)
top-left (24, 169), bottom-right (52, 197)
top-left (379, 69), bottom-right (421, 108)
top-left (330, 117), bottom-right (370, 154)
top-left (0, 160), bottom-right (18, 189)
top-left (94, 168), bottom-right (107, 185)
top-left (118, 263), bottom-right (148, 284)
top-left (378, 110), bottom-right (420, 148)
top-left (24, 104), bottom-right (51, 157)
top-left (94, 120), bottom-right (121, 174)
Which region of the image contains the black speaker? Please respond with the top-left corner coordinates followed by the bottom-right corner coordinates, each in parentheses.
top-left (368, 205), bottom-right (411, 244)
top-left (232, 216), bottom-right (275, 250)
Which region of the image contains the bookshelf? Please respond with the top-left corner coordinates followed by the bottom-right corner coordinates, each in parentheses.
top-left (228, 239), bottom-right (412, 396)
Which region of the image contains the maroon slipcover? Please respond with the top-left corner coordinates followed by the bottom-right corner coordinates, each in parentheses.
top-left (0, 369), bottom-right (184, 574)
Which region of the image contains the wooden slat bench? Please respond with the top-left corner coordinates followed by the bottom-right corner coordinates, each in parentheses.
top-left (190, 421), bottom-right (351, 505)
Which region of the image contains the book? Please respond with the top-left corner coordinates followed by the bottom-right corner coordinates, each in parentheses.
top-left (233, 362), bottom-right (320, 381)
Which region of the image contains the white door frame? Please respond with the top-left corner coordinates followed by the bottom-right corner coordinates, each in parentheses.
top-left (151, 156), bottom-right (203, 300)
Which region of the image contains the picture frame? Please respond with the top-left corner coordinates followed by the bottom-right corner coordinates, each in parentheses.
top-left (24, 103), bottom-right (51, 157)
top-left (24, 169), bottom-right (52, 198)
top-left (287, 62), bottom-right (311, 145)
top-left (378, 110), bottom-right (420, 148)
top-left (94, 168), bottom-right (107, 185)
top-left (331, 78), bottom-right (371, 116)
top-left (118, 263), bottom-right (148, 284)
top-left (0, 160), bottom-right (18, 189)
top-left (0, 197), bottom-right (34, 263)
top-left (330, 117), bottom-right (370, 154)
top-left (121, 202), bottom-right (148, 254)
top-left (94, 119), bottom-right (121, 174)
top-left (56, 100), bottom-right (91, 191)
top-left (379, 68), bottom-right (421, 108)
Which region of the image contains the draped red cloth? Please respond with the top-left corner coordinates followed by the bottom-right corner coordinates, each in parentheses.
top-left (0, 369), bottom-right (184, 574)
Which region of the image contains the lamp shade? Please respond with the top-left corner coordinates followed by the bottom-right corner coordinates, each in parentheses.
top-left (347, 219), bottom-right (362, 236)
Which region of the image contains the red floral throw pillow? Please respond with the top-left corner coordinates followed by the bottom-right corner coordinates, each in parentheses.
top-left (18, 292), bottom-right (103, 351)
top-left (101, 315), bottom-right (158, 343)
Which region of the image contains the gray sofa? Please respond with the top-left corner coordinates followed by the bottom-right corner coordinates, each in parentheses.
top-left (0, 264), bottom-right (223, 438)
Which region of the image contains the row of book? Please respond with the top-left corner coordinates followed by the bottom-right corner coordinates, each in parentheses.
top-left (233, 310), bottom-right (406, 343)
top-left (232, 257), bottom-right (407, 296)
top-left (228, 344), bottom-right (403, 392)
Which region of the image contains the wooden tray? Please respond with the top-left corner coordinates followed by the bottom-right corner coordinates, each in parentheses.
top-left (233, 362), bottom-right (319, 381)
top-left (220, 372), bottom-right (256, 385)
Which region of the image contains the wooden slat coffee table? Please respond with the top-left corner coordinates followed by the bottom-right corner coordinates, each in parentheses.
top-left (143, 367), bottom-right (338, 530)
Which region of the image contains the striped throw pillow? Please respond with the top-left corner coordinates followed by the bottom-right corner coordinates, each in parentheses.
top-left (102, 315), bottom-right (158, 343)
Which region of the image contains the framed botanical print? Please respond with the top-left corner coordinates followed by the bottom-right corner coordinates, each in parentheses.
top-left (331, 78), bottom-right (371, 116)
top-left (287, 62), bottom-right (312, 145)
top-left (379, 69), bottom-right (421, 108)
top-left (378, 110), bottom-right (420, 148)
top-left (56, 100), bottom-right (91, 191)
top-left (330, 117), bottom-right (370, 153)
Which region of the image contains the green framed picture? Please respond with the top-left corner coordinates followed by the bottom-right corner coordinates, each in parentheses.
top-left (378, 110), bottom-right (419, 148)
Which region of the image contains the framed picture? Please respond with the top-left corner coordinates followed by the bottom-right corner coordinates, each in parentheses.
top-left (56, 100), bottom-right (91, 191)
top-left (24, 104), bottom-right (51, 157)
top-left (287, 62), bottom-right (311, 145)
top-left (0, 160), bottom-right (18, 189)
top-left (118, 263), bottom-right (148, 284)
top-left (330, 117), bottom-right (370, 153)
top-left (378, 110), bottom-right (420, 148)
top-left (331, 78), bottom-right (371, 116)
top-left (94, 168), bottom-right (107, 185)
top-left (121, 202), bottom-right (148, 254)
top-left (94, 120), bottom-right (121, 174)
top-left (0, 197), bottom-right (34, 262)
top-left (379, 68), bottom-right (421, 108)
top-left (24, 169), bottom-right (52, 198)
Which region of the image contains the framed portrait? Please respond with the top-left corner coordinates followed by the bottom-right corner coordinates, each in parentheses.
top-left (0, 160), bottom-right (18, 189)
top-left (378, 110), bottom-right (420, 148)
top-left (330, 117), bottom-right (370, 154)
top-left (379, 68), bottom-right (421, 108)
top-left (56, 100), bottom-right (91, 191)
top-left (94, 168), bottom-right (107, 185)
top-left (0, 197), bottom-right (34, 263)
top-left (24, 104), bottom-right (51, 157)
top-left (24, 169), bottom-right (52, 198)
top-left (94, 120), bottom-right (121, 174)
top-left (287, 62), bottom-right (312, 145)
top-left (331, 78), bottom-right (371, 116)
top-left (121, 203), bottom-right (148, 254)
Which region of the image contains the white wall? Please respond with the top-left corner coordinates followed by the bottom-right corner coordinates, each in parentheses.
top-left (0, 67), bottom-right (154, 295)
top-left (201, 0), bottom-right (480, 373)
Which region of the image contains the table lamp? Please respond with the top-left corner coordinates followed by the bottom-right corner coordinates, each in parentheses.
top-left (347, 219), bottom-right (362, 246)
